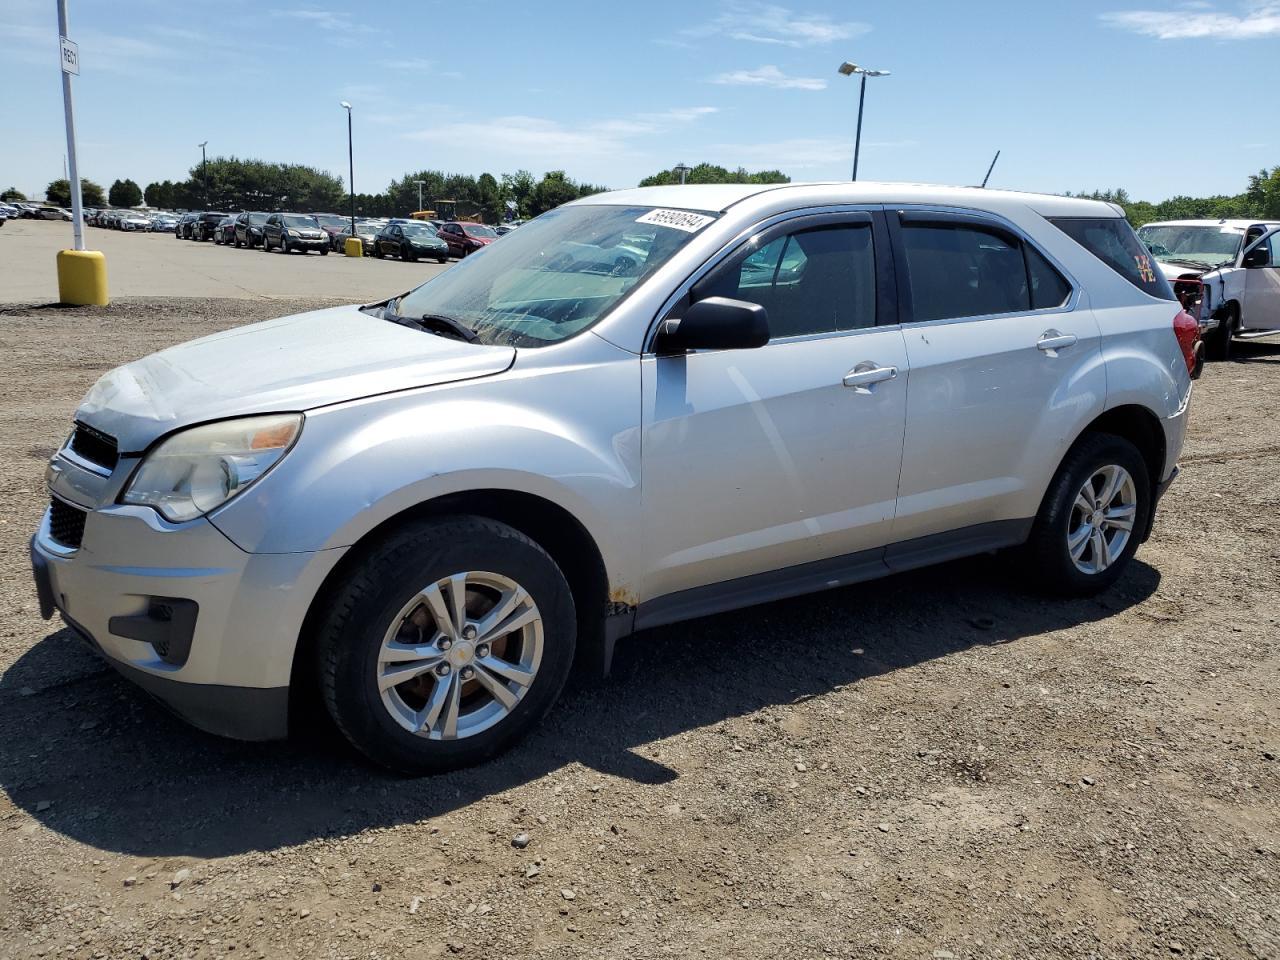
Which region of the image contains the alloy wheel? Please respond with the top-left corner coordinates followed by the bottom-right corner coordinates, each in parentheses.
top-left (1067, 464), bottom-right (1137, 575)
top-left (376, 571), bottom-right (543, 740)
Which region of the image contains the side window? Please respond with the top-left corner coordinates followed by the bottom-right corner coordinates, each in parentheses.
top-left (698, 223), bottom-right (877, 338)
top-left (1049, 217), bottom-right (1175, 300)
top-left (1026, 245), bottom-right (1072, 309)
top-left (901, 224), bottom-right (1030, 321)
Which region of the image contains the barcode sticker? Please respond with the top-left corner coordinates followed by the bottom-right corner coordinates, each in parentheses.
top-left (636, 209), bottom-right (715, 233)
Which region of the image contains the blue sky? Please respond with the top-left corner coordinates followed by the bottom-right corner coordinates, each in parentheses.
top-left (2, 0), bottom-right (1277, 203)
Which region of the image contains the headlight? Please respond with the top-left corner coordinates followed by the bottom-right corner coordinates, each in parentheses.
top-left (287, 229), bottom-right (300, 238)
top-left (121, 414), bottom-right (302, 522)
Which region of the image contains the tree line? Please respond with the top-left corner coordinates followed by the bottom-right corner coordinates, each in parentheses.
top-left (1066, 166), bottom-right (1280, 226)
top-left (17, 159), bottom-right (789, 222)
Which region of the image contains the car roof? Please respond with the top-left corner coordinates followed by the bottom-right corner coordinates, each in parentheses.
top-left (569, 181), bottom-right (1122, 219)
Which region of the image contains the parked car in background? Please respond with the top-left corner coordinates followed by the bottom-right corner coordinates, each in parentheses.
top-left (0, 202), bottom-right (17, 220)
top-left (333, 220), bottom-right (383, 255)
top-left (262, 213), bottom-right (329, 254)
top-left (234, 212), bottom-right (268, 248)
top-left (151, 214), bottom-right (178, 233)
top-left (212, 216), bottom-right (237, 244)
top-left (191, 212), bottom-right (227, 242)
top-left (176, 212), bottom-right (198, 239)
top-left (1136, 219), bottom-right (1280, 359)
top-left (119, 212), bottom-right (151, 232)
top-left (438, 220), bottom-right (498, 258)
top-left (35, 206), bottom-right (72, 221)
top-left (372, 221), bottom-right (450, 262)
top-left (30, 183), bottom-right (1196, 774)
top-left (312, 213), bottom-right (350, 249)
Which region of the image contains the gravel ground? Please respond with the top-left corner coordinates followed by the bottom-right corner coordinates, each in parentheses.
top-left (0, 298), bottom-right (1277, 960)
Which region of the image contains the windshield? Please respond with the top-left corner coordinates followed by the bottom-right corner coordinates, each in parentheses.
top-left (313, 215), bottom-right (346, 228)
top-left (401, 223), bottom-right (438, 237)
top-left (463, 224), bottom-right (498, 238)
top-left (393, 204), bottom-right (717, 347)
top-left (1136, 224), bottom-right (1242, 268)
top-left (284, 215), bottom-right (318, 229)
top-left (248, 213), bottom-right (267, 225)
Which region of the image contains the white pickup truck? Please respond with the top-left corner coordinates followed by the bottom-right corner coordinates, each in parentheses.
top-left (1136, 219), bottom-right (1280, 359)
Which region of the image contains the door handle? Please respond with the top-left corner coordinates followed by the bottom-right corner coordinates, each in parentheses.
top-left (842, 363), bottom-right (898, 391)
top-left (1036, 330), bottom-right (1078, 356)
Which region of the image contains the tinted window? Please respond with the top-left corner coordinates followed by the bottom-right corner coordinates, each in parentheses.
top-left (1027, 245), bottom-right (1072, 309)
top-left (698, 223), bottom-right (876, 338)
top-left (1050, 217), bottom-right (1175, 300)
top-left (901, 225), bottom-right (1030, 321)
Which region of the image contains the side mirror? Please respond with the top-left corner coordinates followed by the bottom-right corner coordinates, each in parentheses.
top-left (1242, 244), bottom-right (1271, 268)
top-left (655, 297), bottom-right (770, 353)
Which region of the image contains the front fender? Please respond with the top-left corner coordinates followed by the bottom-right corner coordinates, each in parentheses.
top-left (210, 349), bottom-right (644, 592)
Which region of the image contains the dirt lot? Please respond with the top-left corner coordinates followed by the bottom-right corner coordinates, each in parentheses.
top-left (0, 298), bottom-right (1278, 960)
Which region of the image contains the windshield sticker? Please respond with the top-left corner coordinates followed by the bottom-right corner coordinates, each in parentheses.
top-left (636, 209), bottom-right (715, 233)
top-left (1135, 253), bottom-right (1156, 284)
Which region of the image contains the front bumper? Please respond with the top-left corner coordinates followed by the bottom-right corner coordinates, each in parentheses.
top-left (30, 485), bottom-right (346, 740)
top-left (286, 235), bottom-right (328, 250)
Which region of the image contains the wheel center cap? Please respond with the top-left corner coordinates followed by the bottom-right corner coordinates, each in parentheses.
top-left (1091, 510), bottom-right (1104, 527)
top-left (449, 640), bottom-right (475, 667)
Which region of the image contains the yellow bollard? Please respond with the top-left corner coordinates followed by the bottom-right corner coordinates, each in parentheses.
top-left (56, 250), bottom-right (109, 306)
top-left (344, 237), bottom-right (364, 258)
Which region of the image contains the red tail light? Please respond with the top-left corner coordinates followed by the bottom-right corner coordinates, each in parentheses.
top-left (1172, 310), bottom-right (1201, 379)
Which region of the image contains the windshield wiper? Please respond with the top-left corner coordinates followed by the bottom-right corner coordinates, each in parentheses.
top-left (1163, 257), bottom-right (1215, 271)
top-left (386, 311), bottom-right (481, 343)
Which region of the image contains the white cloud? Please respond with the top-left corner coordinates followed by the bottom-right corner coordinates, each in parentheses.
top-left (681, 2), bottom-right (870, 47)
top-left (712, 64), bottom-right (826, 90)
top-left (404, 107), bottom-right (719, 163)
top-left (1101, 2), bottom-right (1280, 38)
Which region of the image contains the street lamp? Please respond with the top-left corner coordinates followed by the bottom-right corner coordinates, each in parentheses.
top-left (836, 61), bottom-right (889, 182)
top-left (197, 141), bottom-right (208, 208)
top-left (673, 162), bottom-right (691, 186)
top-left (340, 101), bottom-right (355, 236)
top-left (413, 179), bottom-right (426, 213)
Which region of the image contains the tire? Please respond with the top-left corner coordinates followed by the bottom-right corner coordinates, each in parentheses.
top-left (405, 247), bottom-right (417, 263)
top-left (1021, 433), bottom-right (1151, 596)
top-left (280, 237), bottom-right (290, 254)
top-left (437, 256), bottom-right (448, 264)
top-left (1203, 304), bottom-right (1237, 362)
top-left (320, 247), bottom-right (328, 256)
top-left (318, 515), bottom-right (577, 775)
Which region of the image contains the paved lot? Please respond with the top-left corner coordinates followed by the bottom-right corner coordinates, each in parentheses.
top-left (0, 219), bottom-right (450, 303)
top-left (0, 297), bottom-right (1277, 959)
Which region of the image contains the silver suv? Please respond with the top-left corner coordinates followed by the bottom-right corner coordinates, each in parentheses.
top-left (31, 183), bottom-right (1197, 773)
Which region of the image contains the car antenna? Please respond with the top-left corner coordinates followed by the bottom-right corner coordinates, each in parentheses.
top-left (980, 150), bottom-right (1001, 188)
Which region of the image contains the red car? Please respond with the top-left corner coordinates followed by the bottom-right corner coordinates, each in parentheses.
top-left (437, 221), bottom-right (498, 258)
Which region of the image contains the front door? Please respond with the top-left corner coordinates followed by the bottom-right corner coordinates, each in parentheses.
top-left (640, 212), bottom-right (909, 603)
top-left (1242, 227), bottom-right (1280, 331)
top-left (888, 209), bottom-right (1106, 548)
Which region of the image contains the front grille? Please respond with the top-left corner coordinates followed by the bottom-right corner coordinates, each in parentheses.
top-left (48, 498), bottom-right (87, 549)
top-left (69, 422), bottom-right (118, 471)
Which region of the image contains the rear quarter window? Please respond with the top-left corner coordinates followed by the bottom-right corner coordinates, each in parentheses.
top-left (1049, 217), bottom-right (1175, 301)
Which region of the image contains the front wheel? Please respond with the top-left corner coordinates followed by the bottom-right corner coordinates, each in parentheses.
top-left (1203, 305), bottom-right (1237, 362)
top-left (318, 516), bottom-right (577, 775)
top-left (1021, 433), bottom-right (1151, 596)
top-left (320, 247), bottom-right (328, 256)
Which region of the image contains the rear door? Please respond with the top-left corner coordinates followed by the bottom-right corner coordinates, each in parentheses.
top-left (888, 208), bottom-right (1105, 553)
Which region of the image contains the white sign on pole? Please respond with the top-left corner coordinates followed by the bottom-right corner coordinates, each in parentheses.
top-left (60, 36), bottom-right (79, 75)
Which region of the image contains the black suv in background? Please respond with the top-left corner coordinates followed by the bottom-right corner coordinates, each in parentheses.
top-left (234, 212), bottom-right (269, 248)
top-left (191, 211), bottom-right (226, 242)
top-left (262, 213), bottom-right (330, 255)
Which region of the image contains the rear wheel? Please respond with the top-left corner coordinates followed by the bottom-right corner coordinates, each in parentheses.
top-left (1021, 433), bottom-right (1150, 596)
top-left (318, 516), bottom-right (576, 774)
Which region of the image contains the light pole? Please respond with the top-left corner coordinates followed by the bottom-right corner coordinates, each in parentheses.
top-left (197, 141), bottom-right (208, 208)
top-left (837, 61), bottom-right (890, 182)
top-left (413, 179), bottom-right (426, 213)
top-left (673, 163), bottom-right (691, 186)
top-left (340, 101), bottom-right (355, 235)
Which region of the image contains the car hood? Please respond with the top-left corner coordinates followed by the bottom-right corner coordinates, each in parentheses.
top-left (1155, 259), bottom-right (1229, 281)
top-left (77, 304), bottom-right (516, 452)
